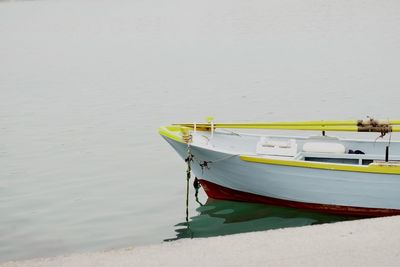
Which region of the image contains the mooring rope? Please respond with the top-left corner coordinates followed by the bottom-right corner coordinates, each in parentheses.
top-left (182, 127), bottom-right (238, 234)
top-left (184, 144), bottom-right (193, 224)
top-left (193, 153), bottom-right (239, 174)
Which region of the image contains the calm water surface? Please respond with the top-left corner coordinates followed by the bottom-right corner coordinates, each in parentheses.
top-left (1, 0), bottom-right (400, 262)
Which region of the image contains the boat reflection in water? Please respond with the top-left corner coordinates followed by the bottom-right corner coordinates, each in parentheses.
top-left (166, 198), bottom-right (359, 241)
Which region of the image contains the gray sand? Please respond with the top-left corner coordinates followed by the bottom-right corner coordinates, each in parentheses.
top-left (2, 215), bottom-right (400, 267)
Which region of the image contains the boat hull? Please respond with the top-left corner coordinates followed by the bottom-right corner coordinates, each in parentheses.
top-left (163, 136), bottom-right (400, 216)
top-left (199, 179), bottom-right (400, 217)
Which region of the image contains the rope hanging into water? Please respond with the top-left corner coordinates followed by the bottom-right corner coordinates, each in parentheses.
top-left (184, 144), bottom-right (193, 224)
top-left (182, 128), bottom-right (237, 232)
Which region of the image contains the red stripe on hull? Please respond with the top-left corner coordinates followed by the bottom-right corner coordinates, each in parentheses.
top-left (199, 179), bottom-right (400, 217)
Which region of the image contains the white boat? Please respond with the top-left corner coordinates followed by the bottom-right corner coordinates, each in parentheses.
top-left (160, 119), bottom-right (400, 216)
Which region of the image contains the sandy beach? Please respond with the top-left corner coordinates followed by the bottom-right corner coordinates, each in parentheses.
top-left (2, 215), bottom-right (400, 267)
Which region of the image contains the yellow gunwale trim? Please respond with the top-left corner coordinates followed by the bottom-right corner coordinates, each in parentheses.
top-left (159, 126), bottom-right (184, 143)
top-left (174, 119), bottom-right (400, 132)
top-left (240, 155), bottom-right (400, 175)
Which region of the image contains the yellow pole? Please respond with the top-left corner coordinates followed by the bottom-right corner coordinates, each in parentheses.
top-left (176, 120), bottom-right (400, 127)
top-left (174, 121), bottom-right (400, 132)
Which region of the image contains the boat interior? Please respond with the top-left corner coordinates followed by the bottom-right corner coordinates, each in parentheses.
top-left (190, 129), bottom-right (400, 166)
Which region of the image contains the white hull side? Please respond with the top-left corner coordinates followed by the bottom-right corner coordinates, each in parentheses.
top-left (164, 137), bottom-right (400, 210)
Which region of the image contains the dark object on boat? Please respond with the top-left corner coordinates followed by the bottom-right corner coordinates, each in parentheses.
top-left (386, 146), bottom-right (389, 162)
top-left (348, 149), bottom-right (365, 154)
